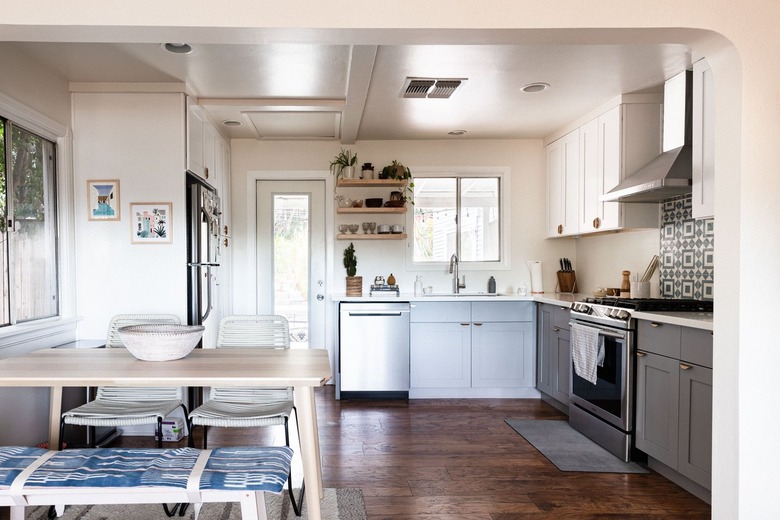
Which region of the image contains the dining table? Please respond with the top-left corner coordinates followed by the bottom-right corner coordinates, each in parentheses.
top-left (0, 346), bottom-right (333, 520)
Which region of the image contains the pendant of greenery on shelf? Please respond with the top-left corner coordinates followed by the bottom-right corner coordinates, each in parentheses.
top-left (330, 148), bottom-right (358, 179)
top-left (380, 160), bottom-right (415, 204)
top-left (343, 242), bottom-right (357, 277)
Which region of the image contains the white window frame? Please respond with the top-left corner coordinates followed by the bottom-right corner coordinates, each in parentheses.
top-left (0, 91), bottom-right (77, 346)
top-left (405, 166), bottom-right (511, 272)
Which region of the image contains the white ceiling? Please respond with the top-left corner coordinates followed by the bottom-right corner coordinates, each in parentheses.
top-left (9, 38), bottom-right (692, 142)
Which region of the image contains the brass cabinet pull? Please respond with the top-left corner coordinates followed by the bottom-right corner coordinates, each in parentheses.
top-left (593, 217), bottom-right (601, 229)
top-left (552, 327), bottom-right (560, 332)
top-left (557, 224), bottom-right (563, 235)
top-left (223, 238), bottom-right (229, 247)
top-left (680, 363), bottom-right (692, 370)
top-left (204, 167), bottom-right (209, 179)
top-left (473, 323), bottom-right (483, 327)
top-left (460, 323), bottom-right (470, 327)
top-left (650, 322), bottom-right (661, 327)
top-left (636, 351), bottom-right (647, 357)
top-left (223, 225), bottom-right (229, 235)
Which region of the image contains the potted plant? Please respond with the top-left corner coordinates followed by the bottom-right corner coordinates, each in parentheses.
top-left (330, 148), bottom-right (358, 179)
top-left (343, 242), bottom-right (362, 296)
top-left (380, 160), bottom-right (414, 204)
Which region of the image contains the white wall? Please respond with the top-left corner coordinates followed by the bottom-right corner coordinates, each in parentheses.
top-left (230, 139), bottom-right (577, 301)
top-left (72, 92), bottom-right (188, 339)
top-left (0, 43), bottom-right (70, 127)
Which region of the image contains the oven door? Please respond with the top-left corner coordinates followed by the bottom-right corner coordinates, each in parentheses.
top-left (569, 321), bottom-right (634, 431)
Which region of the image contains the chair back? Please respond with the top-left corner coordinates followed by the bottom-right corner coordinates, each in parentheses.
top-left (96, 386), bottom-right (183, 402)
top-left (106, 313), bottom-right (181, 348)
top-left (217, 315), bottom-right (290, 349)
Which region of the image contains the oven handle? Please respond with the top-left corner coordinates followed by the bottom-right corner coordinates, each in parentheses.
top-left (599, 329), bottom-right (626, 340)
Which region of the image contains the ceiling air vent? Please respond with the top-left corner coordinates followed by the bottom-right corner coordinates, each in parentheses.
top-left (401, 77), bottom-right (466, 99)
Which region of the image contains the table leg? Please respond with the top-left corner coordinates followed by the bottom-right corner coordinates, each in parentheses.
top-left (294, 386), bottom-right (322, 520)
top-left (49, 386), bottom-right (63, 450)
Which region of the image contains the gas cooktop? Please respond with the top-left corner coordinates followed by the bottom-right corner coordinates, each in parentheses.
top-left (580, 297), bottom-right (713, 312)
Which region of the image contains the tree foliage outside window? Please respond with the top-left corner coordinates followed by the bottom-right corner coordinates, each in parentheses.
top-left (413, 176), bottom-right (501, 264)
top-left (0, 117), bottom-right (58, 325)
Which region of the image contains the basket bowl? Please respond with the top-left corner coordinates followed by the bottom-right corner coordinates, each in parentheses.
top-left (118, 324), bottom-right (205, 361)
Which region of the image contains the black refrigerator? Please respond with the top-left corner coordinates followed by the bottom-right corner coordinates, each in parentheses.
top-left (186, 172), bottom-right (221, 342)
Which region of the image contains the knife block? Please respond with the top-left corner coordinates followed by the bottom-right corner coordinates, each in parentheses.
top-left (556, 271), bottom-right (577, 293)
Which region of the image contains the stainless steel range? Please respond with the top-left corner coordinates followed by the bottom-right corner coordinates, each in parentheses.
top-left (568, 297), bottom-right (713, 462)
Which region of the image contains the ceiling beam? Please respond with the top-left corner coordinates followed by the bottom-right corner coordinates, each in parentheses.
top-left (340, 45), bottom-right (377, 144)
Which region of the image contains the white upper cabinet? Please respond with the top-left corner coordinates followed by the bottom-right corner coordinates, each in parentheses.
top-left (692, 58), bottom-right (715, 219)
top-left (547, 95), bottom-right (662, 237)
top-left (546, 129), bottom-right (580, 237)
top-left (187, 96), bottom-right (226, 189)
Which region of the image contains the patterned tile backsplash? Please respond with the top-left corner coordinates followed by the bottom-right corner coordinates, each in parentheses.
top-left (659, 195), bottom-right (714, 300)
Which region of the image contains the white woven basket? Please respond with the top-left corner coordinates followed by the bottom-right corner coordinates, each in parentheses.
top-left (118, 324), bottom-right (205, 361)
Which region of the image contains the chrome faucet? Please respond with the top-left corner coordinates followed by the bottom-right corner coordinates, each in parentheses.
top-left (449, 254), bottom-right (466, 294)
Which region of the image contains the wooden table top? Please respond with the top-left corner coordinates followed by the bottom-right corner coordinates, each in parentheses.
top-left (0, 347), bottom-right (332, 388)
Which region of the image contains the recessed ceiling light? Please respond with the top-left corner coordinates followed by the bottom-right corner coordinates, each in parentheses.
top-left (448, 130), bottom-right (467, 136)
top-left (162, 43), bottom-right (193, 55)
top-left (521, 82), bottom-right (550, 93)
top-left (221, 120), bottom-right (242, 127)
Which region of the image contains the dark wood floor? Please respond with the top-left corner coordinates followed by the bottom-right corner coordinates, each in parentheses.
top-left (76, 387), bottom-right (713, 519)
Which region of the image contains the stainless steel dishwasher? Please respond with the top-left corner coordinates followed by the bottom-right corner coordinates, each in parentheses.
top-left (339, 302), bottom-right (410, 399)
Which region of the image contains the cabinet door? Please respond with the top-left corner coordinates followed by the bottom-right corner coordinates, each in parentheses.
top-left (546, 129), bottom-right (580, 237)
top-left (203, 123), bottom-right (218, 184)
top-left (536, 305), bottom-right (554, 395)
top-left (472, 321), bottom-right (533, 388)
top-left (187, 99), bottom-right (205, 177)
top-left (596, 106), bottom-right (622, 231)
top-left (551, 327), bottom-right (571, 404)
top-left (693, 58), bottom-right (715, 219)
top-left (678, 363), bottom-right (712, 489)
top-left (579, 108), bottom-right (621, 232)
top-left (635, 351), bottom-right (680, 469)
top-left (410, 322), bottom-right (471, 388)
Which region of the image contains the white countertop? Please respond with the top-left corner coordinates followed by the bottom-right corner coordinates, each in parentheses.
top-left (333, 291), bottom-right (713, 330)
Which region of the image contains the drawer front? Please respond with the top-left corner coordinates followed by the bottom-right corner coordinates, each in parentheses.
top-left (471, 301), bottom-right (534, 322)
top-left (410, 301), bottom-right (471, 323)
top-left (681, 327), bottom-right (714, 368)
top-left (552, 305), bottom-right (571, 330)
top-left (637, 320), bottom-right (681, 358)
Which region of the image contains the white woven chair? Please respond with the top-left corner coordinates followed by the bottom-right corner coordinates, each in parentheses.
top-left (187, 314), bottom-right (305, 516)
top-left (59, 314), bottom-right (187, 450)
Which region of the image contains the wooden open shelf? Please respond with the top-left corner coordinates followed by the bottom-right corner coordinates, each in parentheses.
top-left (337, 233), bottom-right (407, 241)
top-left (337, 179), bottom-right (407, 188)
top-left (336, 207), bottom-right (406, 214)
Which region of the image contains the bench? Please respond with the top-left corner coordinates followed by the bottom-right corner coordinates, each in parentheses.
top-left (0, 445), bottom-right (293, 520)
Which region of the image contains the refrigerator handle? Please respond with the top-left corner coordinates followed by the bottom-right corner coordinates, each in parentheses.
top-left (202, 265), bottom-right (213, 322)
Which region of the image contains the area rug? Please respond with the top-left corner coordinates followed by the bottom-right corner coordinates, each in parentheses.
top-left (506, 419), bottom-right (648, 473)
top-left (24, 488), bottom-right (366, 519)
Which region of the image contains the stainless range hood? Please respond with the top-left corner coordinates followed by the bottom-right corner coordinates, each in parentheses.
top-left (602, 70), bottom-right (693, 203)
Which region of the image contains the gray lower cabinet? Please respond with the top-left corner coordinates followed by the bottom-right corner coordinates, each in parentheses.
top-left (410, 301), bottom-right (535, 397)
top-left (537, 303), bottom-right (571, 407)
top-left (635, 320), bottom-right (713, 492)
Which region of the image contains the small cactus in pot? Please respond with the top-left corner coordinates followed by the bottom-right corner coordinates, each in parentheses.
top-left (344, 242), bottom-right (362, 295)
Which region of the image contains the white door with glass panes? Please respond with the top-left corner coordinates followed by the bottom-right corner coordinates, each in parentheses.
top-left (256, 180), bottom-right (326, 350)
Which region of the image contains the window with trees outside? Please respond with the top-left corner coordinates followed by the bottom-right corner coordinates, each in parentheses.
top-left (0, 118), bottom-right (58, 325)
top-left (412, 175), bottom-right (501, 264)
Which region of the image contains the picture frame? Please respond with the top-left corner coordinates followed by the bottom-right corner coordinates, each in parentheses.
top-left (87, 180), bottom-right (120, 221)
top-left (130, 202), bottom-right (172, 244)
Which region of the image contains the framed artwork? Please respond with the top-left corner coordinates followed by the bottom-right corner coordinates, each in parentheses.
top-left (87, 180), bottom-right (120, 221)
top-left (130, 202), bottom-right (172, 244)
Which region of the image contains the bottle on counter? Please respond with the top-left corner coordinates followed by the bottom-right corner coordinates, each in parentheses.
top-left (414, 275), bottom-right (423, 296)
top-left (488, 276), bottom-right (496, 294)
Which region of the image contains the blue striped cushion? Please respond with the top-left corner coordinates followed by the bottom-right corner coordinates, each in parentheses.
top-left (0, 446), bottom-right (291, 494)
top-left (0, 447), bottom-right (48, 487)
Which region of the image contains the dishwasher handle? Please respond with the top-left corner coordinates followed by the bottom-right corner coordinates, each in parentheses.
top-left (347, 311), bottom-right (408, 317)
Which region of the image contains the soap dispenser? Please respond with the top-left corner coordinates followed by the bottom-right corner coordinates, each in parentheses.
top-left (488, 276), bottom-right (496, 294)
top-left (414, 275), bottom-right (423, 296)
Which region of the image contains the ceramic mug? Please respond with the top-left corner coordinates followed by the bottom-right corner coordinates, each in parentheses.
top-left (423, 286), bottom-right (433, 295)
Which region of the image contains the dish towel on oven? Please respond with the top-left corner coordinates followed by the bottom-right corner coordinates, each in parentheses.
top-left (570, 323), bottom-right (604, 384)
